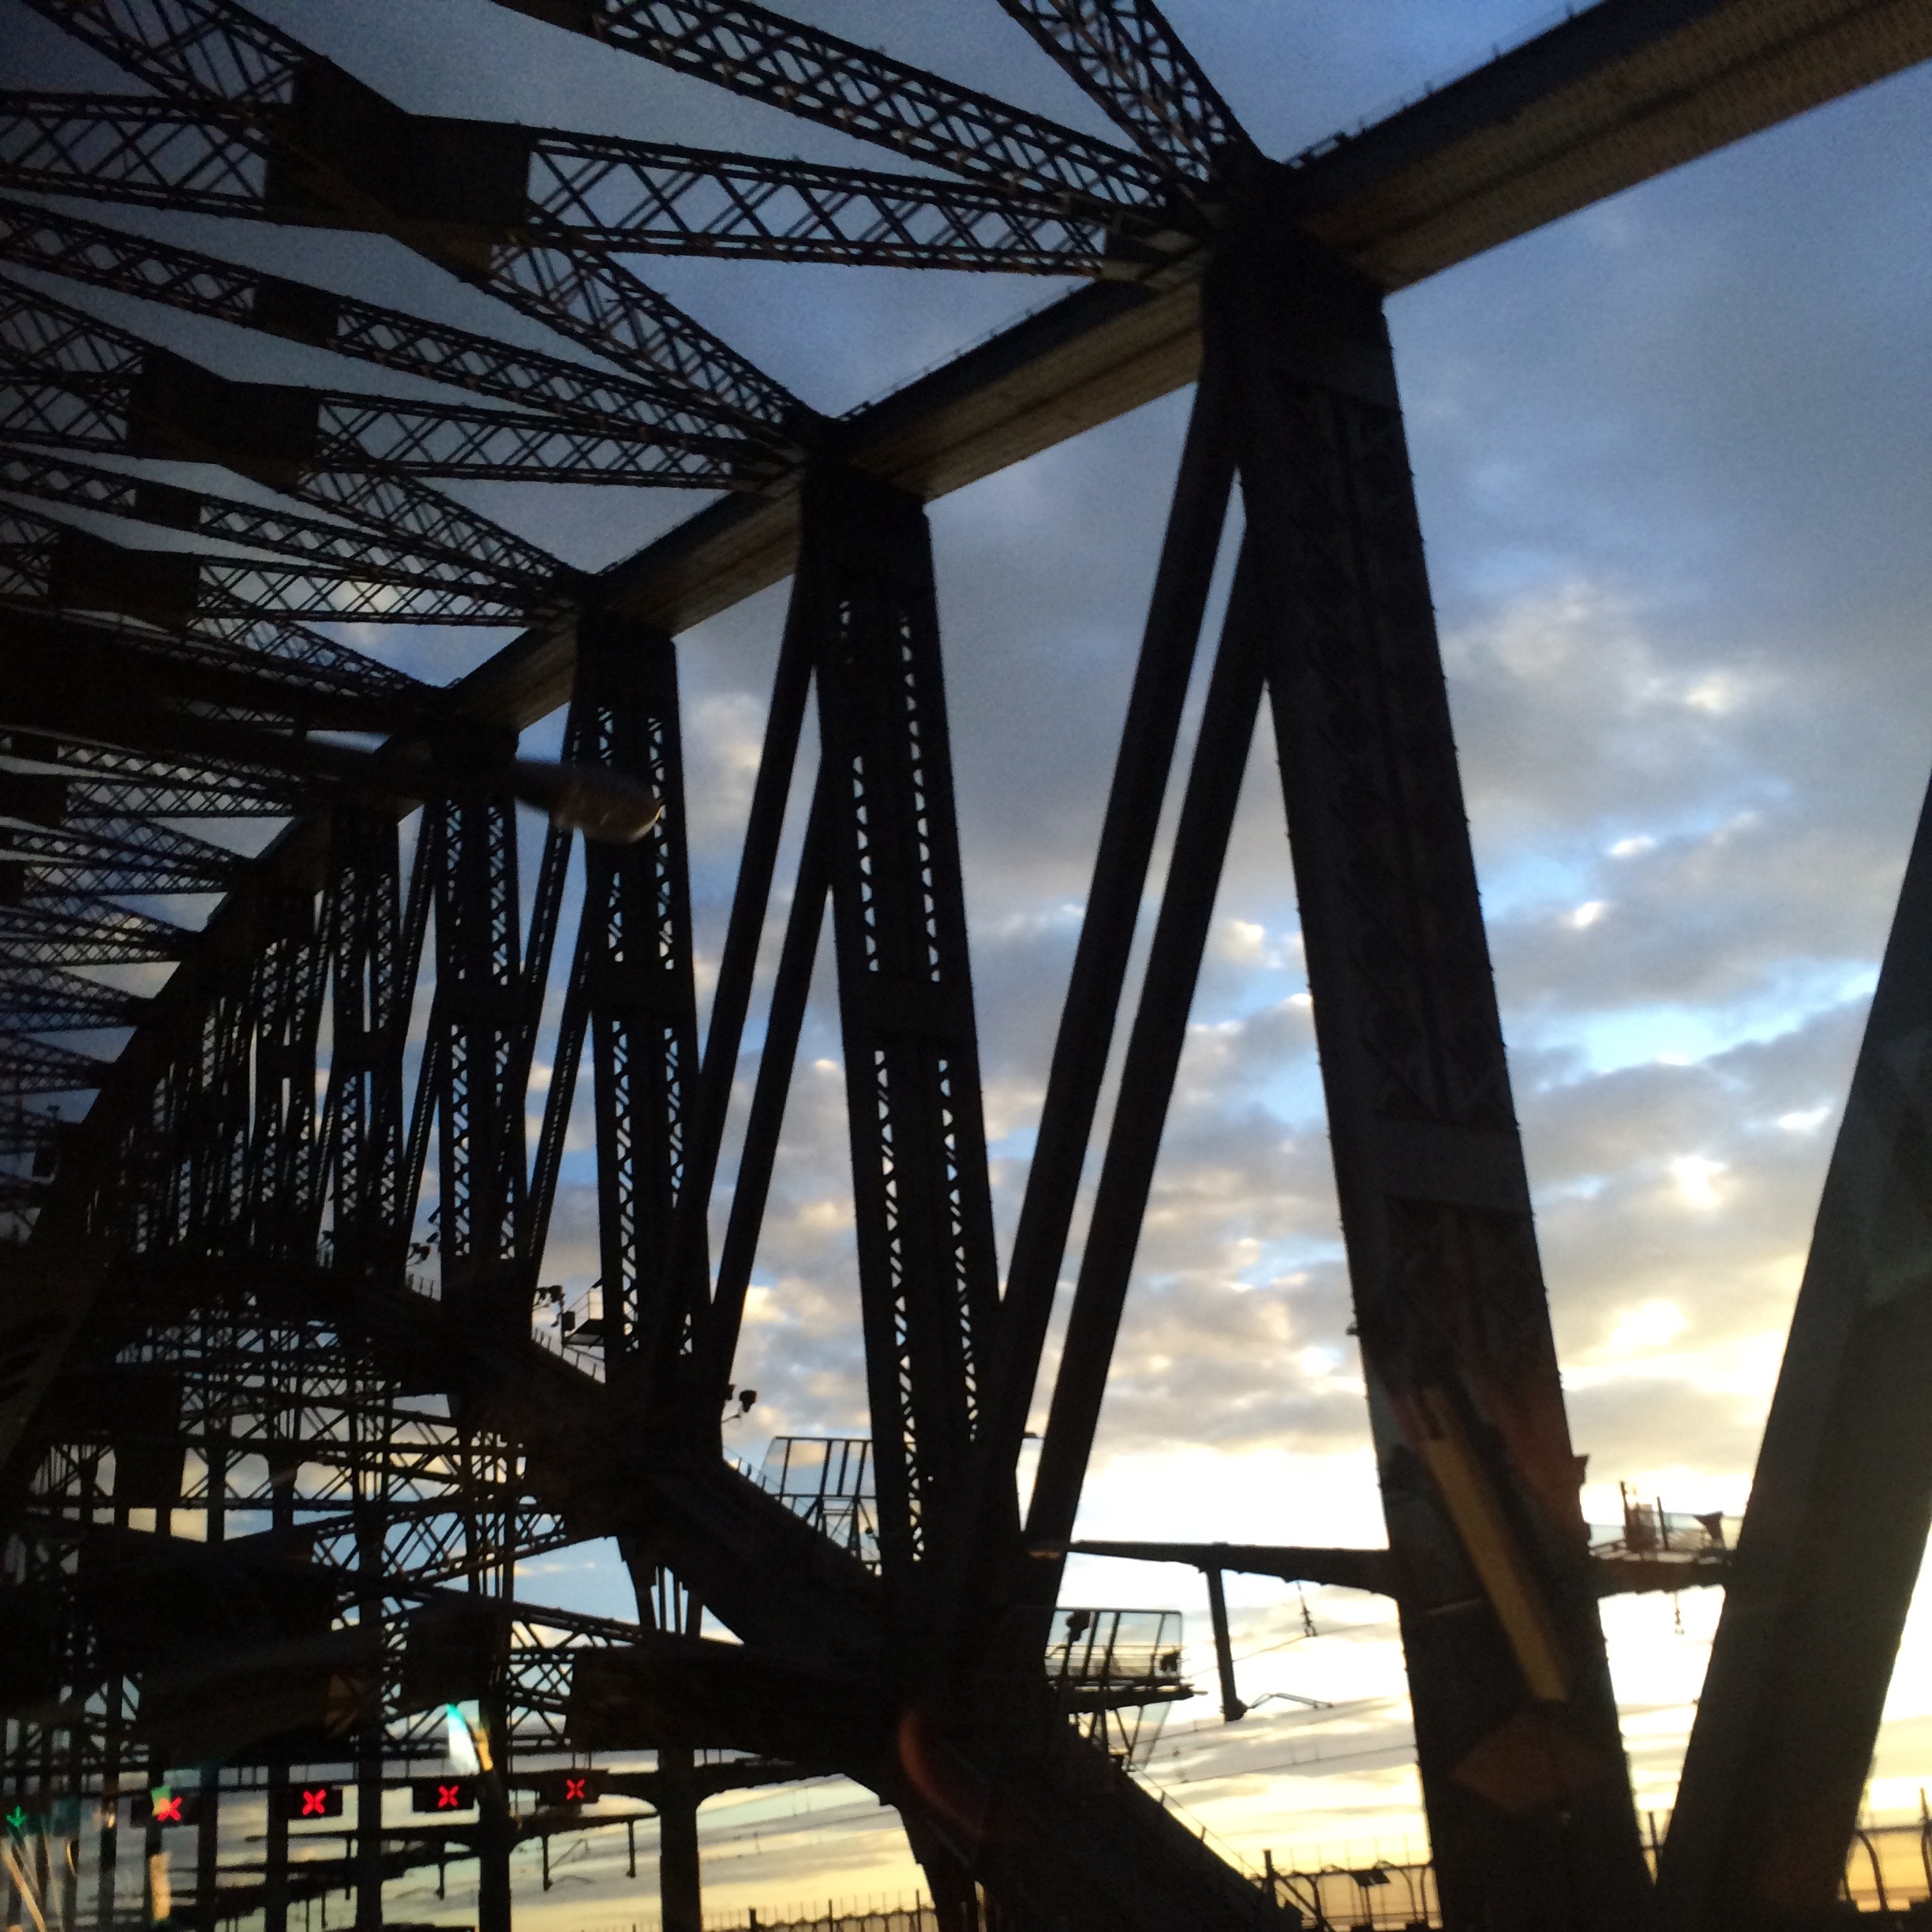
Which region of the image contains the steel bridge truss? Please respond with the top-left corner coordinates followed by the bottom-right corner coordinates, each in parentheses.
top-left (3, 3), bottom-right (1932, 1932)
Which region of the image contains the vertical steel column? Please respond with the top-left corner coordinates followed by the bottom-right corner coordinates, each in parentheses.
top-left (1659, 769), bottom-right (1932, 1930)
top-left (1204, 1567), bottom-right (1246, 1724)
top-left (354, 1496), bottom-right (384, 1932)
top-left (799, 464), bottom-right (999, 1621)
top-left (193, 1772), bottom-right (219, 1930)
top-left (195, 1426), bottom-right (227, 1932)
top-left (95, 1699), bottom-right (120, 1932)
top-left (140, 1746), bottom-right (163, 1926)
top-left (475, 1682), bottom-right (511, 1932)
top-left (655, 1747), bottom-right (702, 1932)
top-left (245, 886), bottom-right (326, 1260)
top-left (323, 811), bottom-right (406, 1279)
top-left (56, 1764), bottom-right (77, 1932)
top-left (427, 751), bottom-right (526, 1332)
top-left (263, 1425), bottom-right (297, 1932)
top-left (463, 1417), bottom-right (515, 1932)
top-left (625, 1565), bottom-right (703, 1932)
top-left (1220, 233), bottom-right (1646, 1930)
top-left (32, 1789), bottom-right (51, 1932)
top-left (574, 615), bottom-right (703, 1397)
top-left (83, 1416), bottom-right (120, 1932)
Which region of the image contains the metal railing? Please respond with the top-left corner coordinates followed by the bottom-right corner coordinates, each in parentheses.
top-left (573, 1893), bottom-right (938, 1932)
top-left (752, 1436), bottom-right (879, 1567)
top-left (1264, 1857), bottom-right (1439, 1930)
top-left (1589, 1485), bottom-right (1740, 1558)
top-left (1046, 1606), bottom-right (1185, 1690)
top-left (1254, 1812), bottom-right (1932, 1927)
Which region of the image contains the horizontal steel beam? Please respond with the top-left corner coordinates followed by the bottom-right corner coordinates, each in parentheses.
top-left (1069, 1537), bottom-right (1728, 1598)
top-left (1070, 1537), bottom-right (1400, 1594)
top-left (1287, 0), bottom-right (1932, 290)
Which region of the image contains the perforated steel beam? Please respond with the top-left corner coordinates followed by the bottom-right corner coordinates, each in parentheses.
top-left (532, 615), bottom-right (705, 1402)
top-left (0, 98), bottom-right (1120, 276)
top-left (794, 466), bottom-right (1001, 1629)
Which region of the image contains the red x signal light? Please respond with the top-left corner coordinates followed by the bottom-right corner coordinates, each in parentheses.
top-left (133, 1790), bottom-right (200, 1827)
top-left (275, 1784), bottom-right (343, 1822)
top-left (534, 1769), bottom-right (601, 1807)
top-left (410, 1777), bottom-right (476, 1814)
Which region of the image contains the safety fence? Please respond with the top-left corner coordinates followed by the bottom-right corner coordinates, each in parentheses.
top-left (1254, 1813), bottom-right (1932, 1927)
top-left (568, 1814), bottom-right (1932, 1932)
top-left (1837, 1819), bottom-right (1932, 1915)
top-left (572, 1893), bottom-right (938, 1932)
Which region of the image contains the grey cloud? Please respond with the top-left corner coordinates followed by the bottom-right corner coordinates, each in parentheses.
top-left (1564, 1376), bottom-right (1775, 1488)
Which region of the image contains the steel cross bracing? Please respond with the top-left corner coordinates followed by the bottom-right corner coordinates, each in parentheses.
top-left (0, 495), bottom-right (533, 629)
top-left (0, 734), bottom-right (304, 820)
top-left (0, 816), bottom-right (238, 897)
top-left (0, 97), bottom-right (1131, 278)
top-left (0, 445), bottom-right (537, 615)
top-left (1, 4), bottom-right (1929, 1932)
top-left (0, 285), bottom-right (573, 590)
top-left (489, 0), bottom-right (1180, 212)
top-left (0, 275), bottom-right (745, 490)
top-left (0, 190), bottom-right (770, 447)
top-left (990, 0), bottom-right (1256, 185)
top-left (4, 0), bottom-right (808, 439)
top-left (0, 1032), bottom-right (105, 1095)
top-left (0, 965), bottom-right (150, 1033)
top-left (2, 610), bottom-right (438, 766)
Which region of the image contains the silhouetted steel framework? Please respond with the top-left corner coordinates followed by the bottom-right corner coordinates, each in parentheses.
top-left (2, 4), bottom-right (1930, 1931)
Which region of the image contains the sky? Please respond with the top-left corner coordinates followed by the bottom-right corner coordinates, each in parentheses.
top-left (7, 0), bottom-right (1932, 1921)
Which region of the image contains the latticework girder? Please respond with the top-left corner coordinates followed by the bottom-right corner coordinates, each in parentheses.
top-left (488, 0), bottom-right (1177, 212)
top-left (0, 964), bottom-right (149, 1032)
top-left (0, 278), bottom-right (575, 586)
top-left (0, 191), bottom-right (730, 442)
top-left (4, 604), bottom-right (434, 726)
top-left (0, 815), bottom-right (240, 897)
top-left (0, 496), bottom-right (535, 628)
top-left (0, 275), bottom-right (751, 489)
top-left (991, 0), bottom-right (1254, 183)
top-left (0, 444), bottom-right (537, 603)
top-left (0, 893), bottom-right (185, 965)
top-left (0, 101), bottom-right (1127, 277)
top-left (0, 733), bottom-right (301, 819)
top-left (5, 0), bottom-right (808, 438)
